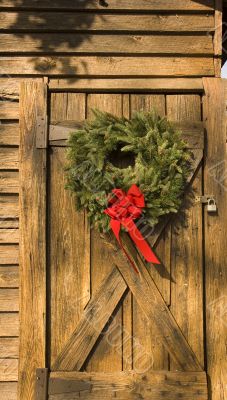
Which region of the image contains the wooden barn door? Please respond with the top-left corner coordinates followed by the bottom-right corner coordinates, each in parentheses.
top-left (19, 81), bottom-right (210, 400)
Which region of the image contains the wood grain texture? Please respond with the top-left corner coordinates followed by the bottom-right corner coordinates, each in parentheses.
top-left (0, 382), bottom-right (17, 400)
top-left (0, 148), bottom-right (18, 170)
top-left (49, 121), bottom-right (204, 148)
top-left (0, 34), bottom-right (213, 55)
top-left (0, 359), bottom-right (18, 382)
top-left (0, 245), bottom-right (19, 264)
top-left (86, 94), bottom-right (123, 373)
top-left (0, 289), bottom-right (19, 311)
top-left (0, 101), bottom-right (19, 120)
top-left (0, 266), bottom-right (19, 287)
top-left (0, 12), bottom-right (214, 32)
top-left (0, 313), bottom-right (19, 336)
top-left (49, 93), bottom-right (90, 367)
top-left (0, 338), bottom-right (19, 358)
top-left (0, 125), bottom-right (19, 145)
top-left (48, 371), bottom-right (208, 400)
top-left (203, 78), bottom-right (227, 400)
top-left (49, 78), bottom-right (204, 92)
top-left (0, 220), bottom-right (19, 229)
top-left (0, 0), bottom-right (215, 10)
top-left (0, 57), bottom-right (215, 76)
top-left (114, 235), bottom-right (202, 372)
top-left (53, 268), bottom-right (127, 371)
top-left (0, 229), bottom-right (19, 243)
top-left (166, 95), bottom-right (204, 369)
top-left (19, 81), bottom-right (47, 400)
top-left (130, 94), bottom-right (169, 371)
top-left (0, 172), bottom-right (19, 193)
top-left (0, 195), bottom-right (19, 218)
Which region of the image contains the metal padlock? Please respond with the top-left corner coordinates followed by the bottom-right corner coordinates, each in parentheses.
top-left (207, 198), bottom-right (217, 213)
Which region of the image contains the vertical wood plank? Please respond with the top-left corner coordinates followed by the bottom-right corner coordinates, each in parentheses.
top-left (214, 0), bottom-right (222, 77)
top-left (35, 369), bottom-right (48, 400)
top-left (85, 94), bottom-right (123, 373)
top-left (166, 95), bottom-right (204, 369)
top-left (18, 81), bottom-right (47, 400)
top-left (122, 94), bottom-right (133, 371)
top-left (49, 93), bottom-right (90, 367)
top-left (203, 78), bottom-right (227, 400)
top-left (130, 94), bottom-right (169, 371)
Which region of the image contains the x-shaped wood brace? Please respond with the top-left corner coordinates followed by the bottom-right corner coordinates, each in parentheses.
top-left (52, 149), bottom-right (203, 373)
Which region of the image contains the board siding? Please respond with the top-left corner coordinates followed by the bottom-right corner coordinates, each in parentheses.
top-left (0, 0), bottom-right (223, 397)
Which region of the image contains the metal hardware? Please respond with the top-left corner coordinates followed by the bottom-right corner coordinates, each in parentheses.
top-left (36, 369), bottom-right (48, 400)
top-left (207, 198), bottom-right (217, 213)
top-left (195, 195), bottom-right (217, 213)
top-left (195, 195), bottom-right (214, 204)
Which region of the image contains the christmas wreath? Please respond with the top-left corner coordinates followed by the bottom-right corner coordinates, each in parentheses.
top-left (66, 110), bottom-right (192, 270)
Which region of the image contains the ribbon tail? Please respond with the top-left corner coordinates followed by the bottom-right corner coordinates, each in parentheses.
top-left (124, 220), bottom-right (160, 264)
top-left (110, 219), bottom-right (139, 274)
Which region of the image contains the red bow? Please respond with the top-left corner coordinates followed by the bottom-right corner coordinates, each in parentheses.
top-left (104, 184), bottom-right (160, 272)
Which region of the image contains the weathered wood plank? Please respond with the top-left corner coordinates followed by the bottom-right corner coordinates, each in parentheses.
top-left (0, 195), bottom-right (19, 219)
top-left (0, 313), bottom-right (19, 336)
top-left (0, 289), bottom-right (19, 311)
top-left (0, 338), bottom-right (19, 358)
top-left (0, 148), bottom-right (18, 170)
top-left (0, 101), bottom-right (19, 120)
top-left (0, 34), bottom-right (213, 55)
top-left (203, 78), bottom-right (227, 400)
top-left (86, 93), bottom-right (123, 373)
top-left (114, 234), bottom-right (202, 372)
top-left (130, 94), bottom-right (169, 371)
top-left (0, 124), bottom-right (19, 145)
top-left (0, 382), bottom-right (17, 400)
top-left (0, 172), bottom-right (19, 193)
top-left (36, 369), bottom-right (48, 400)
top-left (49, 93), bottom-right (91, 367)
top-left (0, 57), bottom-right (215, 76)
top-left (0, 12), bottom-right (214, 32)
top-left (0, 229), bottom-right (19, 244)
top-left (0, 266), bottom-right (19, 287)
top-left (0, 0), bottom-right (215, 10)
top-left (48, 371), bottom-right (208, 400)
top-left (53, 268), bottom-right (127, 371)
top-left (166, 95), bottom-right (204, 369)
top-left (49, 78), bottom-right (204, 92)
top-left (49, 121), bottom-right (204, 149)
top-left (19, 81), bottom-right (47, 400)
top-left (0, 220), bottom-right (19, 229)
top-left (0, 245), bottom-right (19, 264)
top-left (0, 359), bottom-right (18, 382)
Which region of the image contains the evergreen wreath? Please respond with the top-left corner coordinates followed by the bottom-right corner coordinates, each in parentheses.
top-left (66, 109), bottom-right (192, 233)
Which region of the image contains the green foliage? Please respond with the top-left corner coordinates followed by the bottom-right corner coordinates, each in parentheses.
top-left (66, 109), bottom-right (192, 232)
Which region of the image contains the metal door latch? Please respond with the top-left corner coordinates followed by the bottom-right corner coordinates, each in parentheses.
top-left (195, 195), bottom-right (217, 213)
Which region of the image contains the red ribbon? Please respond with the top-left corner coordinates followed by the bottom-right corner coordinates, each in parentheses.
top-left (104, 184), bottom-right (160, 273)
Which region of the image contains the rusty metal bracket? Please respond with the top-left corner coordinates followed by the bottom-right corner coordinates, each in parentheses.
top-left (36, 115), bottom-right (48, 149)
top-left (36, 368), bottom-right (49, 400)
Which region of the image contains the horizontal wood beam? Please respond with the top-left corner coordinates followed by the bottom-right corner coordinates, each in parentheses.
top-left (49, 371), bottom-right (208, 400)
top-left (0, 12), bottom-right (214, 32)
top-left (0, 313), bottom-right (19, 336)
top-left (49, 121), bottom-right (204, 149)
top-left (0, 171), bottom-right (19, 194)
top-left (0, 34), bottom-right (213, 55)
top-left (0, 0), bottom-right (215, 11)
top-left (49, 78), bottom-right (205, 92)
top-left (0, 56), bottom-right (214, 76)
top-left (0, 124), bottom-right (19, 145)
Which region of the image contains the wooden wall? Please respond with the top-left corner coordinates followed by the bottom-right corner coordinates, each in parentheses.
top-left (0, 1), bottom-right (225, 400)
